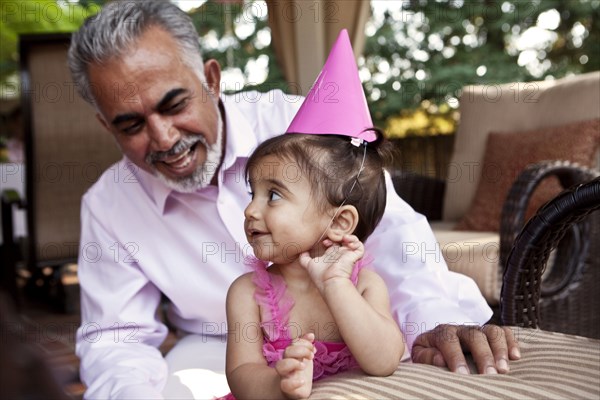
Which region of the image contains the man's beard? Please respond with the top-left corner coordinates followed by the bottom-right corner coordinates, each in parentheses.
top-left (146, 105), bottom-right (224, 193)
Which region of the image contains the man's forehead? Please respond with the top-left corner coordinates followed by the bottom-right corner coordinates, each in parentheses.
top-left (89, 28), bottom-right (187, 82)
top-left (88, 57), bottom-right (195, 117)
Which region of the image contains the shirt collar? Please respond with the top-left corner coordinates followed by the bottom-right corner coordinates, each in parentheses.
top-left (136, 94), bottom-right (258, 214)
top-left (220, 94), bottom-right (258, 171)
top-left (130, 157), bottom-right (172, 213)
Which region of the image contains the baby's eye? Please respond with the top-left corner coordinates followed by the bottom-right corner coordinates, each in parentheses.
top-left (246, 182), bottom-right (254, 198)
top-left (269, 191), bottom-right (282, 201)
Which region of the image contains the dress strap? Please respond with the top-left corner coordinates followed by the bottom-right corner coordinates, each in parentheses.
top-left (350, 253), bottom-right (372, 285)
top-left (246, 257), bottom-right (293, 342)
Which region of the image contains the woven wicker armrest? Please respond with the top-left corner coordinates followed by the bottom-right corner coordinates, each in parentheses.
top-left (390, 172), bottom-right (445, 221)
top-left (500, 173), bottom-right (600, 331)
top-left (499, 160), bottom-right (597, 269)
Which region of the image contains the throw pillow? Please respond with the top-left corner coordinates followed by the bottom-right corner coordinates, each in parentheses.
top-left (455, 118), bottom-right (600, 232)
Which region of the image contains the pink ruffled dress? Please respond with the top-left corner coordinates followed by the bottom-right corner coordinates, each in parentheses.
top-left (219, 257), bottom-right (366, 400)
top-left (250, 257), bottom-right (364, 380)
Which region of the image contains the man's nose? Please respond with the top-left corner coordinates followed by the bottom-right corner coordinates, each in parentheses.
top-left (147, 114), bottom-right (179, 152)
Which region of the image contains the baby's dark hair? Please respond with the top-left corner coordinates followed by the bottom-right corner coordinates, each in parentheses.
top-left (245, 129), bottom-right (394, 242)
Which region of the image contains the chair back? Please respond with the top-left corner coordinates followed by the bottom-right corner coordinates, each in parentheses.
top-left (20, 33), bottom-right (121, 268)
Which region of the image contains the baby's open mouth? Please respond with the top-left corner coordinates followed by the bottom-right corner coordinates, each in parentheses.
top-left (247, 228), bottom-right (268, 240)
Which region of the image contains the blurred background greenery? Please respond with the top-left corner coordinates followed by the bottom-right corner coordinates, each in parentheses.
top-left (1, 0), bottom-right (598, 142)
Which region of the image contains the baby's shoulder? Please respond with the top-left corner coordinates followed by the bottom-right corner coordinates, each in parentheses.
top-left (227, 272), bottom-right (256, 300)
top-left (226, 272), bottom-right (263, 319)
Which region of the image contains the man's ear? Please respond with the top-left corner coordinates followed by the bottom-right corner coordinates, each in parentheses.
top-left (327, 205), bottom-right (359, 242)
top-left (204, 59), bottom-right (221, 99)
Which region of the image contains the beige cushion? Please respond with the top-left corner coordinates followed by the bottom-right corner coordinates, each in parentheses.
top-left (444, 71), bottom-right (600, 222)
top-left (311, 327), bottom-right (600, 399)
top-left (431, 222), bottom-right (500, 304)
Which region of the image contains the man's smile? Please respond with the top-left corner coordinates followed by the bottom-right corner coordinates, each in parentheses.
top-left (160, 142), bottom-right (198, 170)
top-left (148, 136), bottom-right (208, 179)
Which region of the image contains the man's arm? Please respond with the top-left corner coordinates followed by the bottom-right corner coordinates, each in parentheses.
top-left (366, 172), bottom-right (492, 346)
top-left (76, 197), bottom-right (169, 398)
top-left (366, 171), bottom-right (519, 373)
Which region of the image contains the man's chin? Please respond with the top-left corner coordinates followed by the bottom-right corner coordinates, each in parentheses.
top-left (154, 168), bottom-right (211, 193)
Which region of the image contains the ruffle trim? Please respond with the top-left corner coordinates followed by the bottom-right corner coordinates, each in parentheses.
top-left (263, 338), bottom-right (359, 380)
top-left (246, 254), bottom-right (371, 381)
top-left (246, 256), bottom-right (294, 342)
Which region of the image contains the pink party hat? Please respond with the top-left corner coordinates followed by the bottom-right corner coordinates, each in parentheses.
top-left (285, 29), bottom-right (376, 142)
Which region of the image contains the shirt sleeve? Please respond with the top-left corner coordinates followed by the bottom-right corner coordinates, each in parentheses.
top-left (76, 195), bottom-right (169, 399)
top-left (365, 171), bottom-right (493, 350)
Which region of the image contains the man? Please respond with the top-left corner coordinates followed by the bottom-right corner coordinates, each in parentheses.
top-left (68, 1), bottom-right (519, 398)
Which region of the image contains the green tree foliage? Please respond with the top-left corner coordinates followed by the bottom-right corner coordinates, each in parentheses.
top-left (188, 0), bottom-right (287, 94)
top-left (1, 0), bottom-right (596, 137)
top-left (0, 0), bottom-right (104, 90)
top-left (362, 0), bottom-right (599, 135)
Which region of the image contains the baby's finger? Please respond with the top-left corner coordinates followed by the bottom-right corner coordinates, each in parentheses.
top-left (298, 252), bottom-right (312, 269)
top-left (275, 358), bottom-right (305, 376)
top-left (280, 376), bottom-right (305, 394)
top-left (343, 235), bottom-right (363, 250)
top-left (322, 239), bottom-right (334, 247)
top-left (300, 332), bottom-right (315, 343)
top-left (347, 241), bottom-right (360, 250)
top-left (284, 344), bottom-right (314, 361)
top-left (293, 334), bottom-right (316, 352)
top-left (343, 234), bottom-right (359, 243)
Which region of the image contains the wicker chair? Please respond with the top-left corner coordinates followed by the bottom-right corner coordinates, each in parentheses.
top-left (392, 73), bottom-right (600, 310)
top-left (391, 73), bottom-right (600, 329)
top-left (500, 172), bottom-right (600, 338)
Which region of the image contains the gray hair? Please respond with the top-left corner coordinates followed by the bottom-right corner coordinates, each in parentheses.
top-left (68, 0), bottom-right (205, 106)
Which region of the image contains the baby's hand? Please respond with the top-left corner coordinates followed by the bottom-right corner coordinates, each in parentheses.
top-left (299, 234), bottom-right (365, 292)
top-left (275, 333), bottom-right (315, 399)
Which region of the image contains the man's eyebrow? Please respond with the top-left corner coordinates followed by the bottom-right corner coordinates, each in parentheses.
top-left (112, 113), bottom-right (140, 126)
top-left (156, 88), bottom-right (189, 110)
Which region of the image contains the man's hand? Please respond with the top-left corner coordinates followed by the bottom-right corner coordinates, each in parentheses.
top-left (411, 324), bottom-right (520, 374)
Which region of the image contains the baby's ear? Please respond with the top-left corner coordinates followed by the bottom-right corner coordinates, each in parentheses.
top-left (327, 205), bottom-right (359, 242)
